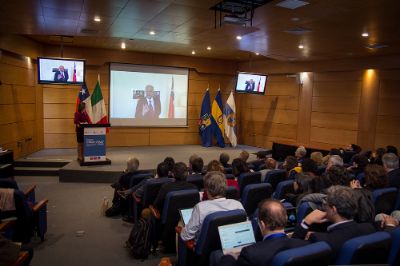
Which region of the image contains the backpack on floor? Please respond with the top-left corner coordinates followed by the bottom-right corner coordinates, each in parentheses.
top-left (126, 217), bottom-right (151, 260)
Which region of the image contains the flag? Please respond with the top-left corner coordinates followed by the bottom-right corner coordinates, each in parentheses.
top-left (257, 77), bottom-right (261, 92)
top-left (223, 91), bottom-right (237, 147)
top-left (168, 76), bottom-right (175, 118)
top-left (75, 82), bottom-right (93, 123)
top-left (91, 77), bottom-right (108, 124)
top-left (211, 90), bottom-right (225, 147)
top-left (198, 90), bottom-right (212, 147)
top-left (73, 62), bottom-right (77, 82)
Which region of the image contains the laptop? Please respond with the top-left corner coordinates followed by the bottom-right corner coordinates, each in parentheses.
top-left (285, 207), bottom-right (297, 232)
top-left (179, 208), bottom-right (193, 226)
top-left (218, 221), bottom-right (256, 255)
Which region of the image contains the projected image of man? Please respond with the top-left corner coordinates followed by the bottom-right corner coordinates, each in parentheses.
top-left (135, 85), bottom-right (161, 119)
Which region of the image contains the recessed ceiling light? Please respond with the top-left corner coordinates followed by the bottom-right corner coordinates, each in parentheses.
top-left (236, 35), bottom-right (242, 40)
top-left (207, 46), bottom-right (211, 50)
top-left (255, 52), bottom-right (259, 55)
top-left (94, 16), bottom-right (101, 22)
top-left (121, 42), bottom-right (126, 49)
top-left (291, 17), bottom-right (300, 21)
top-left (191, 50), bottom-right (196, 55)
top-left (149, 31), bottom-right (155, 35)
top-left (298, 44), bottom-right (304, 49)
top-left (362, 32), bottom-right (369, 37)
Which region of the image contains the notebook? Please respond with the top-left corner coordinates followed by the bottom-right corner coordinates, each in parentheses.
top-left (179, 208), bottom-right (193, 226)
top-left (218, 221), bottom-right (256, 255)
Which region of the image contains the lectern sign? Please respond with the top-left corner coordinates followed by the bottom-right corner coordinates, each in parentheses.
top-left (83, 127), bottom-right (106, 162)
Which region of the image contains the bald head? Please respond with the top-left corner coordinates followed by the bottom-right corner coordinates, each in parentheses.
top-left (258, 199), bottom-right (287, 231)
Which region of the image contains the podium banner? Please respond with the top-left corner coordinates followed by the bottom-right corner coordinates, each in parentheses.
top-left (83, 127), bottom-right (106, 162)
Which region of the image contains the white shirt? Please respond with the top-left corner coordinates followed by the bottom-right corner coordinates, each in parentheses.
top-left (180, 197), bottom-right (244, 241)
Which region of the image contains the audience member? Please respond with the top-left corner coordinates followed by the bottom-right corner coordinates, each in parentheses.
top-left (180, 171), bottom-right (244, 242)
top-left (347, 154), bottom-right (369, 177)
top-left (281, 155), bottom-right (300, 178)
top-left (300, 158), bottom-right (318, 176)
top-left (363, 164), bottom-right (389, 190)
top-left (217, 199), bottom-right (307, 266)
top-left (386, 145), bottom-right (398, 156)
top-left (219, 153), bottom-right (231, 168)
top-left (382, 153), bottom-right (400, 189)
top-left (259, 157), bottom-right (277, 182)
top-left (310, 151), bottom-right (323, 166)
top-left (285, 173), bottom-right (315, 206)
top-left (231, 158), bottom-right (250, 177)
top-left (153, 162), bottom-right (197, 212)
top-left (188, 154), bottom-right (200, 174)
top-left (292, 186), bottom-right (376, 257)
top-left (239, 150), bottom-right (249, 162)
top-left (205, 160), bottom-right (239, 199)
top-left (326, 155), bottom-right (344, 171)
top-left (369, 147), bottom-right (386, 165)
top-left (190, 157), bottom-right (204, 175)
top-left (163, 156), bottom-right (175, 177)
top-left (295, 146), bottom-right (307, 163)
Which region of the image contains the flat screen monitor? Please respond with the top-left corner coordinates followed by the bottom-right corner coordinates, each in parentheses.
top-left (235, 72), bottom-right (267, 95)
top-left (109, 63), bottom-right (189, 127)
top-left (37, 57), bottom-right (85, 85)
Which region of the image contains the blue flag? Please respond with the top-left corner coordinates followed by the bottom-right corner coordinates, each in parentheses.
top-left (223, 91), bottom-right (237, 147)
top-left (198, 90), bottom-right (212, 147)
top-left (211, 90), bottom-right (225, 147)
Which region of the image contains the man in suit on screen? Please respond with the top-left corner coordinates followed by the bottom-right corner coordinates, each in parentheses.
top-left (53, 65), bottom-right (69, 82)
top-left (135, 84), bottom-right (161, 118)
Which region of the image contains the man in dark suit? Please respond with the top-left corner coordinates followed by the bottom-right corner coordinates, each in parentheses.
top-left (53, 65), bottom-right (69, 82)
top-left (244, 79), bottom-right (255, 92)
top-left (292, 185), bottom-right (376, 258)
top-left (217, 199), bottom-right (307, 266)
top-left (153, 162), bottom-right (197, 212)
top-left (383, 153), bottom-right (400, 189)
top-left (135, 84), bottom-right (161, 119)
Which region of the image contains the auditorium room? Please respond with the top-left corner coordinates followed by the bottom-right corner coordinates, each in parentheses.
top-left (1, 0), bottom-right (400, 265)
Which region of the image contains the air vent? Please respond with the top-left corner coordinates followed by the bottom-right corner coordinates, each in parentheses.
top-left (276, 0), bottom-right (309, 9)
top-left (80, 28), bottom-right (99, 35)
top-left (284, 27), bottom-right (312, 35)
top-left (365, 43), bottom-right (388, 49)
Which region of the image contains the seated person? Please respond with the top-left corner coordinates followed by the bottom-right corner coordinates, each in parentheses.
top-left (163, 156), bottom-right (175, 177)
top-left (188, 154), bottom-right (200, 174)
top-left (260, 157), bottom-right (277, 182)
top-left (180, 171), bottom-right (244, 242)
top-left (382, 153), bottom-right (400, 189)
top-left (284, 173), bottom-right (315, 207)
top-left (326, 155), bottom-right (344, 171)
top-left (300, 158), bottom-right (319, 176)
top-left (231, 158), bottom-right (250, 178)
top-left (295, 146), bottom-right (307, 163)
top-left (217, 199), bottom-right (307, 266)
top-left (53, 65), bottom-right (68, 82)
top-left (189, 157), bottom-right (204, 175)
top-left (280, 155), bottom-right (300, 178)
top-left (310, 151), bottom-right (323, 166)
top-left (219, 153), bottom-right (231, 168)
top-left (153, 162), bottom-right (197, 212)
top-left (292, 185), bottom-right (376, 258)
top-left (203, 160), bottom-right (239, 200)
top-left (239, 150), bottom-right (249, 162)
top-left (346, 154), bottom-right (368, 177)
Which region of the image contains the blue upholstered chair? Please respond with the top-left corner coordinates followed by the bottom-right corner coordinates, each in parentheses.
top-left (389, 227), bottom-right (400, 266)
top-left (187, 174), bottom-right (204, 190)
top-left (264, 169), bottom-right (287, 190)
top-left (241, 183), bottom-right (272, 216)
top-left (238, 172), bottom-right (261, 196)
top-left (273, 179), bottom-right (294, 200)
top-left (372, 187), bottom-right (398, 214)
top-left (225, 186), bottom-right (239, 200)
top-left (296, 201), bottom-right (312, 222)
top-left (177, 209), bottom-right (247, 266)
top-left (335, 231), bottom-right (392, 265)
top-left (271, 241), bottom-right (332, 266)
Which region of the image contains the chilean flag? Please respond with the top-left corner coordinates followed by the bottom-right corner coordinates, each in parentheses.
top-left (73, 62), bottom-right (77, 82)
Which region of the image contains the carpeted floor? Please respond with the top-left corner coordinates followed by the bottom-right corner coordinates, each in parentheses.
top-left (15, 176), bottom-right (174, 266)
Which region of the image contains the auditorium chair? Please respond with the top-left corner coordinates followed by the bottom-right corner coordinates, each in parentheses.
top-left (131, 178), bottom-right (173, 223)
top-left (247, 160), bottom-right (265, 171)
top-left (335, 231), bottom-right (392, 265)
top-left (150, 189), bottom-right (199, 253)
top-left (187, 174), bottom-right (204, 190)
top-left (0, 220), bottom-right (31, 266)
top-left (273, 180), bottom-right (294, 200)
top-left (388, 227), bottom-right (400, 266)
top-left (238, 172), bottom-right (261, 197)
top-left (264, 169), bottom-right (287, 191)
top-left (128, 172), bottom-right (154, 188)
top-left (224, 167), bottom-right (233, 175)
top-left (356, 172), bottom-right (365, 186)
top-left (271, 242), bottom-right (332, 266)
top-left (225, 173), bottom-right (235, 180)
top-left (177, 209), bottom-right (247, 266)
top-left (225, 186), bottom-right (239, 200)
top-left (316, 165), bottom-right (326, 176)
top-left (296, 201), bottom-right (313, 222)
top-left (372, 187), bottom-right (398, 214)
top-left (241, 183), bottom-right (272, 216)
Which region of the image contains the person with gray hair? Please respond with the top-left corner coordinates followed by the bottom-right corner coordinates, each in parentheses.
top-left (293, 185), bottom-right (375, 258)
top-left (326, 155), bottom-right (344, 170)
top-left (382, 152), bottom-right (400, 189)
top-left (180, 171), bottom-right (244, 242)
top-left (295, 146), bottom-right (307, 163)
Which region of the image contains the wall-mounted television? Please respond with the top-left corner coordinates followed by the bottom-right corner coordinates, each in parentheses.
top-left (235, 72), bottom-right (267, 95)
top-left (37, 57), bottom-right (85, 85)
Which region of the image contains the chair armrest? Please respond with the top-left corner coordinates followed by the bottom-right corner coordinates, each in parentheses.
top-left (32, 199), bottom-right (49, 213)
top-left (133, 193), bottom-right (141, 203)
top-left (24, 185), bottom-right (36, 197)
top-left (12, 251), bottom-right (29, 266)
top-left (0, 220), bottom-right (16, 231)
top-left (149, 205), bottom-right (160, 219)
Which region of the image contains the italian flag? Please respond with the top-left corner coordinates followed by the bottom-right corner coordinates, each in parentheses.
top-left (91, 79), bottom-right (108, 124)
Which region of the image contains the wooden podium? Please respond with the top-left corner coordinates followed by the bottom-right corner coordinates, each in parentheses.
top-left (80, 124), bottom-right (111, 166)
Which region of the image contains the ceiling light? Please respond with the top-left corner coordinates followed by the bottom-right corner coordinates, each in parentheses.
top-left (362, 32), bottom-right (369, 37)
top-left (207, 46), bottom-right (211, 50)
top-left (94, 16), bottom-right (101, 22)
top-left (191, 50), bottom-right (196, 55)
top-left (255, 52), bottom-right (259, 55)
top-left (149, 31), bottom-right (155, 35)
top-left (121, 42), bottom-right (126, 49)
top-left (298, 44), bottom-right (304, 49)
top-left (236, 35), bottom-right (242, 40)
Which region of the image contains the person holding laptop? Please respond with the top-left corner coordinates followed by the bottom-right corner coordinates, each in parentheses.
top-left (180, 171), bottom-right (244, 242)
top-left (217, 199), bottom-right (307, 266)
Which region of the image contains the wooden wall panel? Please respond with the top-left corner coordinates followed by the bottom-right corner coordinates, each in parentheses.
top-left (312, 97), bottom-right (360, 114)
top-left (311, 112), bottom-right (359, 130)
top-left (310, 127), bottom-right (357, 146)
